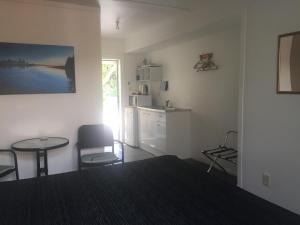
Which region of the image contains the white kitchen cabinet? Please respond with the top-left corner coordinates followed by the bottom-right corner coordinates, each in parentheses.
top-left (137, 65), bottom-right (162, 81)
top-left (124, 107), bottom-right (139, 147)
top-left (138, 110), bottom-right (154, 148)
top-left (153, 112), bottom-right (167, 153)
top-left (143, 111), bottom-right (166, 153)
top-left (138, 108), bottom-right (191, 159)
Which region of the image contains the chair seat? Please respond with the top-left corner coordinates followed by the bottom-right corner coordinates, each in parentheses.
top-left (81, 152), bottom-right (120, 164)
top-left (0, 165), bottom-right (14, 174)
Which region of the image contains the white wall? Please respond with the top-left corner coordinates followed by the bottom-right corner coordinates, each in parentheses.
top-left (241, 0), bottom-right (300, 214)
top-left (147, 27), bottom-right (240, 174)
top-left (102, 38), bottom-right (125, 59)
top-left (0, 0), bottom-right (102, 179)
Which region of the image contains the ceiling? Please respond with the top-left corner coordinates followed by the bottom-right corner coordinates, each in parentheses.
top-left (99, 0), bottom-right (201, 39)
top-left (46, 0), bottom-right (201, 39)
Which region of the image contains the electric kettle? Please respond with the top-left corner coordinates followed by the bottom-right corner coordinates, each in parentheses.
top-left (138, 84), bottom-right (149, 95)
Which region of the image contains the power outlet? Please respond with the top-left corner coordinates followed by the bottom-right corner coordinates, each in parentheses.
top-left (262, 173), bottom-right (271, 187)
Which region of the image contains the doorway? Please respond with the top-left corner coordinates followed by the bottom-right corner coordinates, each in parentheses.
top-left (102, 59), bottom-right (121, 140)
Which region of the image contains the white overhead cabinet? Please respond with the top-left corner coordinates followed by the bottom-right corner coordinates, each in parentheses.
top-left (138, 108), bottom-right (191, 159)
top-left (136, 65), bottom-right (162, 81)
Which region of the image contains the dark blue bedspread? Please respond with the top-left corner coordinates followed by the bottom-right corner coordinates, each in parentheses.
top-left (0, 155), bottom-right (299, 225)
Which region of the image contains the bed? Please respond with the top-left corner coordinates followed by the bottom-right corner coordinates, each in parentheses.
top-left (0, 156), bottom-right (299, 225)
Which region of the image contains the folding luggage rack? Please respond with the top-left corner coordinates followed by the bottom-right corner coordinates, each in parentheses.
top-left (202, 130), bottom-right (238, 173)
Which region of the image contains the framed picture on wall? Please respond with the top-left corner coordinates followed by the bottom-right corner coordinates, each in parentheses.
top-left (0, 42), bottom-right (76, 95)
top-left (277, 31), bottom-right (300, 93)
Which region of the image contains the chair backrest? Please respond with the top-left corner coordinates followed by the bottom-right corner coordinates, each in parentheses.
top-left (78, 124), bottom-right (114, 149)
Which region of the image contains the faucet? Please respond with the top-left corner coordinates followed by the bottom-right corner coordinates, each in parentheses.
top-left (165, 100), bottom-right (170, 108)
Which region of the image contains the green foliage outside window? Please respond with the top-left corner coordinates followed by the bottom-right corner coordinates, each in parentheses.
top-left (102, 62), bottom-right (118, 102)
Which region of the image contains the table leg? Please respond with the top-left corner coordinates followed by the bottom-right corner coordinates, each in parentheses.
top-left (36, 151), bottom-right (41, 177)
top-left (36, 150), bottom-right (49, 177)
top-left (44, 150), bottom-right (48, 176)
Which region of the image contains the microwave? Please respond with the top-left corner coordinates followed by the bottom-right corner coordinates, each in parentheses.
top-left (129, 95), bottom-right (152, 107)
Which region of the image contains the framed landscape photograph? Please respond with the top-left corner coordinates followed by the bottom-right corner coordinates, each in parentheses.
top-left (0, 42), bottom-right (75, 95)
top-left (277, 31), bottom-right (300, 93)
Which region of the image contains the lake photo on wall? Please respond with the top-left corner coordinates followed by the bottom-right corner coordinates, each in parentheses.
top-left (0, 42), bottom-right (75, 95)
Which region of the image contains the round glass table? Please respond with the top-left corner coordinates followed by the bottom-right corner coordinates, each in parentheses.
top-left (12, 137), bottom-right (69, 177)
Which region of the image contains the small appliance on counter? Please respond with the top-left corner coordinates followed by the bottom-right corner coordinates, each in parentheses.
top-left (138, 84), bottom-right (149, 95)
top-left (129, 95), bottom-right (152, 107)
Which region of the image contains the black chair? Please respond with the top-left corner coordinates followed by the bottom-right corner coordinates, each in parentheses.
top-left (0, 149), bottom-right (19, 180)
top-left (77, 124), bottom-right (125, 170)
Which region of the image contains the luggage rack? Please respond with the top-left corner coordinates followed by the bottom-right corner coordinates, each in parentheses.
top-left (202, 130), bottom-right (238, 174)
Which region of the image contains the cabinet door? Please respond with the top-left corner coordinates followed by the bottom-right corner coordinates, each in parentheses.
top-left (149, 67), bottom-right (162, 81)
top-left (147, 112), bottom-right (156, 148)
top-left (124, 108), bottom-right (133, 145)
top-left (152, 112), bottom-right (166, 152)
top-left (138, 110), bottom-right (151, 146)
top-left (155, 121), bottom-right (166, 152)
top-left (137, 68), bottom-right (144, 81)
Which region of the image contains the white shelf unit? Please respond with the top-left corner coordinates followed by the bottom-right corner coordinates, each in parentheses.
top-left (136, 65), bottom-right (162, 82)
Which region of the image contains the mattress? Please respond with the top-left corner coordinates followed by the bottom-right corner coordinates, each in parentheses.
top-left (0, 155), bottom-right (299, 225)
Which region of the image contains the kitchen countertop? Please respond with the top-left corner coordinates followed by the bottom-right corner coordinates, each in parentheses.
top-left (138, 106), bottom-right (191, 113)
